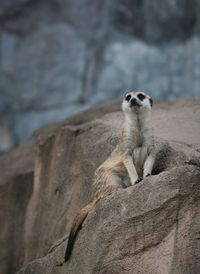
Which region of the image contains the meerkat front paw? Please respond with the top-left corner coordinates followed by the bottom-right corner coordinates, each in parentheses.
top-left (144, 173), bottom-right (151, 178)
top-left (143, 172), bottom-right (151, 179)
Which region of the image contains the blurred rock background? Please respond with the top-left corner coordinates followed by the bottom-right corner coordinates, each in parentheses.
top-left (0, 0), bottom-right (200, 153)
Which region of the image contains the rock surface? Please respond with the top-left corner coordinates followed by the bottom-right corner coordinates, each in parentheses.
top-left (0, 0), bottom-right (200, 150)
top-left (0, 98), bottom-right (200, 274)
top-left (0, 140), bottom-right (34, 274)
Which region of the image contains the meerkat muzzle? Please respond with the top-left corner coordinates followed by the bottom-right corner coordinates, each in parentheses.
top-left (130, 98), bottom-right (140, 107)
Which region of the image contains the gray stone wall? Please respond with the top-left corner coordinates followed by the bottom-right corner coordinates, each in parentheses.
top-left (0, 0), bottom-right (200, 152)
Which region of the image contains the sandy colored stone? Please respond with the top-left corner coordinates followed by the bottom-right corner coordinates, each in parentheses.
top-left (0, 98), bottom-right (200, 274)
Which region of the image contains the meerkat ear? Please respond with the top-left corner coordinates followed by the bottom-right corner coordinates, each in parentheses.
top-left (149, 98), bottom-right (153, 107)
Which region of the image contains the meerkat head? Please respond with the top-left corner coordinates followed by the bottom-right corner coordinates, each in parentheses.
top-left (122, 91), bottom-right (153, 113)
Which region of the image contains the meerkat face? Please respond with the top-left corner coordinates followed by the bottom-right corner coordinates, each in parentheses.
top-left (122, 91), bottom-right (153, 113)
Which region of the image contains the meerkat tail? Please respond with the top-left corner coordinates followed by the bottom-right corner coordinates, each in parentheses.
top-left (64, 186), bottom-right (118, 262)
top-left (64, 200), bottom-right (97, 262)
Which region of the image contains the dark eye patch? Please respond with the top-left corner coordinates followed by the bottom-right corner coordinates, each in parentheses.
top-left (125, 94), bottom-right (131, 102)
top-left (137, 93), bottom-right (145, 101)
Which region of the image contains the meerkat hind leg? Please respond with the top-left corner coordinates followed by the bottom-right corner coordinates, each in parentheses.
top-left (143, 154), bottom-right (155, 178)
top-left (106, 172), bottom-right (124, 189)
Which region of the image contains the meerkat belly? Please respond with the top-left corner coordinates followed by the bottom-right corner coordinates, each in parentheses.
top-left (133, 146), bottom-right (148, 176)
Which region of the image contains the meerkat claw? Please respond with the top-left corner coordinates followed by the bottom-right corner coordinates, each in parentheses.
top-left (135, 177), bottom-right (142, 184)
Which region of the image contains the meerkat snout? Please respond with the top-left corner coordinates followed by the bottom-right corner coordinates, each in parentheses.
top-left (130, 98), bottom-right (139, 107)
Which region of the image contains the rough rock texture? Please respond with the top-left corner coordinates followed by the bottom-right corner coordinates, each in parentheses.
top-left (0, 98), bottom-right (200, 274)
top-left (0, 140), bottom-right (34, 274)
top-left (0, 0), bottom-right (200, 150)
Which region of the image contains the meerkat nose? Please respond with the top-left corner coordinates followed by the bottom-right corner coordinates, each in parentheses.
top-left (130, 98), bottom-right (138, 107)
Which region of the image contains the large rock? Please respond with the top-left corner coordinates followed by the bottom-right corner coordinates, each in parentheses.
top-left (0, 98), bottom-right (200, 274)
top-left (18, 166), bottom-right (200, 274)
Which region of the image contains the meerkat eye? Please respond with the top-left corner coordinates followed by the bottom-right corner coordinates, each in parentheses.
top-left (137, 93), bottom-right (145, 101)
top-left (125, 94), bottom-right (131, 102)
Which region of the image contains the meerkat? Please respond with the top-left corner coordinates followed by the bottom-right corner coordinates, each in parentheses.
top-left (64, 91), bottom-right (155, 262)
